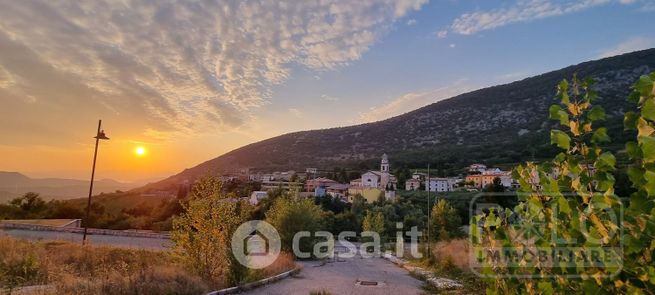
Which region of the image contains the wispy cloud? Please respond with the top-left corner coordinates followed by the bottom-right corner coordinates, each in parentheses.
top-left (441, 0), bottom-right (633, 36)
top-left (320, 94), bottom-right (340, 101)
top-left (597, 37), bottom-right (655, 58)
top-left (406, 19), bottom-right (417, 26)
top-left (0, 0), bottom-right (427, 145)
top-left (359, 80), bottom-right (476, 122)
top-left (288, 108), bottom-right (304, 118)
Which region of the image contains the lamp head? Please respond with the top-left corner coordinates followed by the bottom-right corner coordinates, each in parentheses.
top-left (95, 130), bottom-right (110, 140)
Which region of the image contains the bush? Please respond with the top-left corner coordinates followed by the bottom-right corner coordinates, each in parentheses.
top-left (171, 175), bottom-right (253, 286)
top-left (265, 195), bottom-right (324, 256)
top-left (430, 199), bottom-right (462, 241)
top-left (473, 74), bottom-right (655, 293)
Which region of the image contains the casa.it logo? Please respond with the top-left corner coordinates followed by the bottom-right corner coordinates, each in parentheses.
top-left (231, 220), bottom-right (281, 269)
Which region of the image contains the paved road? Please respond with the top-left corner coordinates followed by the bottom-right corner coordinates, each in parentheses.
top-left (242, 248), bottom-right (425, 295)
top-left (0, 229), bottom-right (171, 250)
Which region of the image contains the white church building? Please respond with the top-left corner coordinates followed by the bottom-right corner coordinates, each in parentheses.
top-left (356, 154), bottom-right (397, 200)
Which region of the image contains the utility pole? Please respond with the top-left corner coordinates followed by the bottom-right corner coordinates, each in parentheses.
top-left (426, 163), bottom-right (431, 260)
top-left (82, 120), bottom-right (109, 245)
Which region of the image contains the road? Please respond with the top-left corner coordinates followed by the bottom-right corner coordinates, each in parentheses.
top-left (0, 229), bottom-right (171, 250)
top-left (242, 247), bottom-right (425, 295)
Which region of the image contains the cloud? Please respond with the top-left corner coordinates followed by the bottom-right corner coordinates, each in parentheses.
top-left (406, 19), bottom-right (417, 26)
top-left (597, 37), bottom-right (655, 58)
top-left (449, 43), bottom-right (456, 48)
top-left (359, 80), bottom-right (476, 122)
top-left (442, 0), bottom-right (622, 36)
top-left (320, 94), bottom-right (340, 101)
top-left (436, 30), bottom-right (448, 38)
top-left (288, 108), bottom-right (303, 118)
top-left (0, 0), bottom-right (427, 145)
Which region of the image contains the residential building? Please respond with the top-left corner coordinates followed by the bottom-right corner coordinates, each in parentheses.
top-left (466, 169), bottom-right (513, 188)
top-left (426, 177), bottom-right (453, 192)
top-left (305, 177), bottom-right (339, 192)
top-left (412, 171), bottom-right (427, 180)
top-left (405, 178), bottom-right (421, 191)
top-left (306, 168), bottom-right (318, 174)
top-left (249, 191), bottom-right (268, 205)
top-left (468, 163), bottom-right (488, 174)
top-left (260, 181), bottom-right (302, 191)
top-left (326, 184), bottom-right (350, 201)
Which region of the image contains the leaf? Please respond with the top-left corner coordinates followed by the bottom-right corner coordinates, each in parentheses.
top-left (551, 130), bottom-right (571, 150)
top-left (549, 105), bottom-right (569, 125)
top-left (625, 112), bottom-right (638, 130)
top-left (557, 196), bottom-right (571, 214)
top-left (538, 282), bottom-right (554, 295)
top-left (643, 98), bottom-right (655, 121)
top-left (645, 170), bottom-right (655, 196)
top-left (592, 128), bottom-right (610, 143)
top-left (626, 141), bottom-right (641, 159)
top-left (596, 152), bottom-right (616, 170)
top-left (570, 120), bottom-right (580, 136)
top-left (639, 136), bottom-right (655, 163)
top-left (588, 105), bottom-right (605, 121)
top-left (635, 75), bottom-right (654, 97)
top-left (627, 166), bottom-right (645, 186)
top-left (637, 118), bottom-right (655, 137)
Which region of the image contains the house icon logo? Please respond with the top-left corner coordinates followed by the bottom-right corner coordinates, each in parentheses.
top-left (231, 220), bottom-right (281, 269)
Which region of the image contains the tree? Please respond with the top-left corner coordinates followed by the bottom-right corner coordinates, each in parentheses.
top-left (362, 210), bottom-right (385, 243)
top-left (9, 192), bottom-right (46, 218)
top-left (171, 176), bottom-right (253, 286)
top-left (473, 74), bottom-right (655, 293)
top-left (430, 199), bottom-right (462, 241)
top-left (265, 195), bottom-right (324, 256)
top-left (484, 177), bottom-right (505, 193)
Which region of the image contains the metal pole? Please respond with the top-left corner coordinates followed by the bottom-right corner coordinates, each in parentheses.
top-left (83, 120), bottom-right (102, 245)
top-left (426, 164), bottom-right (430, 260)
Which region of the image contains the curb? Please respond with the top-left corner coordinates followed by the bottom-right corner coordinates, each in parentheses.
top-left (381, 252), bottom-right (463, 290)
top-left (206, 267), bottom-right (301, 295)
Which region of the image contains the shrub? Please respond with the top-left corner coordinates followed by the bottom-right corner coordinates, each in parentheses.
top-left (430, 199), bottom-right (462, 241)
top-left (171, 175), bottom-right (253, 286)
top-left (265, 195), bottom-right (324, 255)
top-left (473, 73), bottom-right (655, 293)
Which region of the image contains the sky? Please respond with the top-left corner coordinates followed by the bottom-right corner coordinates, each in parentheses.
top-left (1, 0), bottom-right (654, 182)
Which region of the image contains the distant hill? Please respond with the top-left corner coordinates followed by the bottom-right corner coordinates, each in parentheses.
top-left (0, 171), bottom-right (137, 203)
top-left (141, 49), bottom-right (655, 192)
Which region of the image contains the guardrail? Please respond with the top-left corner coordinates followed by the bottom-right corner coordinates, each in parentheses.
top-left (0, 222), bottom-right (171, 239)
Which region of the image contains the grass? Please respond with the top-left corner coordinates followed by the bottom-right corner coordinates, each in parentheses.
top-left (406, 239), bottom-right (487, 294)
top-left (0, 235), bottom-right (300, 295)
top-left (0, 236), bottom-right (209, 295)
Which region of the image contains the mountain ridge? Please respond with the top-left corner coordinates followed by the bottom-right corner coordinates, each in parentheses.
top-left (140, 48), bottom-right (655, 192)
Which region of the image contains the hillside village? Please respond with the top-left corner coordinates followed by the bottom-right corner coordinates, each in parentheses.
top-left (194, 154), bottom-right (517, 206)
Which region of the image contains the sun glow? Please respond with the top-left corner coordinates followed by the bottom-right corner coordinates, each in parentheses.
top-left (135, 146), bottom-right (146, 156)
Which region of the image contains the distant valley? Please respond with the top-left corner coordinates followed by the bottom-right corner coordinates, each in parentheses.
top-left (0, 171), bottom-right (140, 203)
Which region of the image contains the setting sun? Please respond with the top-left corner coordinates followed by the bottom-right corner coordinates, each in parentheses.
top-left (135, 146), bottom-right (146, 156)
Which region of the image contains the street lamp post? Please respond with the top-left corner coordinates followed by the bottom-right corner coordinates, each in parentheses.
top-left (82, 120), bottom-right (109, 245)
